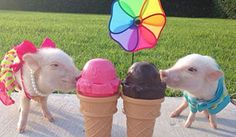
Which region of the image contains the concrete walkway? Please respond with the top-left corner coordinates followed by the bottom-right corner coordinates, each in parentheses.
top-left (0, 93), bottom-right (235, 137)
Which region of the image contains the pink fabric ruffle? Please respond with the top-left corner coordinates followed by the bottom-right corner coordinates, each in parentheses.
top-left (0, 37), bottom-right (57, 106)
top-left (0, 82), bottom-right (15, 105)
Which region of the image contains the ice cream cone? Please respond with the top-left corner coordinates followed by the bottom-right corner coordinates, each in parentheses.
top-left (78, 93), bottom-right (119, 137)
top-left (122, 94), bottom-right (164, 137)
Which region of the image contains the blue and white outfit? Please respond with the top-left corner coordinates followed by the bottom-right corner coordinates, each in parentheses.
top-left (184, 76), bottom-right (230, 114)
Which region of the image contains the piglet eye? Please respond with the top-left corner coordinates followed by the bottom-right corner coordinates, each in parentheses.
top-left (51, 64), bottom-right (59, 67)
top-left (188, 67), bottom-right (197, 72)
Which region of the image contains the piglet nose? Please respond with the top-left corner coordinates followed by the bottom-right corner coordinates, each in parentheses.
top-left (75, 71), bottom-right (82, 81)
top-left (75, 75), bottom-right (81, 81)
top-left (159, 70), bottom-right (168, 82)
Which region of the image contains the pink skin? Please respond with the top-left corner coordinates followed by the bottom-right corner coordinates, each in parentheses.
top-left (160, 54), bottom-right (223, 129)
top-left (15, 48), bottom-right (80, 133)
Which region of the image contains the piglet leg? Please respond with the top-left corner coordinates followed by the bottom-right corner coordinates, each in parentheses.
top-left (171, 99), bottom-right (188, 117)
top-left (17, 94), bottom-right (30, 133)
top-left (184, 112), bottom-right (196, 128)
top-left (201, 110), bottom-right (209, 119)
top-left (40, 96), bottom-right (54, 122)
top-left (209, 114), bottom-right (217, 129)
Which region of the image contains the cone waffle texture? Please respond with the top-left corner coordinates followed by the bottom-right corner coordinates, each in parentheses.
top-left (122, 94), bottom-right (164, 137)
top-left (78, 93), bottom-right (119, 137)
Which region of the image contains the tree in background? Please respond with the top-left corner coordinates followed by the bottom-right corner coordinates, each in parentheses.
top-left (0, 0), bottom-right (235, 18)
top-left (213, 0), bottom-right (236, 18)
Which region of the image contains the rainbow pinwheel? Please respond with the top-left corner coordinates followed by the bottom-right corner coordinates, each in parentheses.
top-left (109, 0), bottom-right (166, 52)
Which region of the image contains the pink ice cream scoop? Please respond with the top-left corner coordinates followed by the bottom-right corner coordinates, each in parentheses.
top-left (76, 58), bottom-right (120, 97)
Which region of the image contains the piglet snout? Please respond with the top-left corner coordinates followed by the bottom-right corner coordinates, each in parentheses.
top-left (75, 71), bottom-right (82, 81)
top-left (75, 75), bottom-right (81, 81)
top-left (160, 70), bottom-right (168, 82)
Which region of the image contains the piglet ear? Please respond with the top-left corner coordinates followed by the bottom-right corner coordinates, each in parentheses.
top-left (40, 37), bottom-right (56, 48)
top-left (23, 53), bottom-right (41, 73)
top-left (208, 70), bottom-right (224, 81)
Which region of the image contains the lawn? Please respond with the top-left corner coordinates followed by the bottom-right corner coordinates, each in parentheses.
top-left (0, 10), bottom-right (235, 96)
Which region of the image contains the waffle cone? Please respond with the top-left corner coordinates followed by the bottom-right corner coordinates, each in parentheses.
top-left (77, 93), bottom-right (119, 137)
top-left (122, 94), bottom-right (164, 137)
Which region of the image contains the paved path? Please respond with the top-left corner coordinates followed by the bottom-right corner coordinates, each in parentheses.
top-left (0, 94), bottom-right (235, 137)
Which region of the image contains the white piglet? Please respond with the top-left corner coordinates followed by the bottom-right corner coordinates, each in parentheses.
top-left (160, 54), bottom-right (231, 129)
top-left (0, 38), bottom-right (80, 133)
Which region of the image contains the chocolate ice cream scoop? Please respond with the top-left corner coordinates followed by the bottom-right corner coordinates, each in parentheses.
top-left (122, 62), bottom-right (166, 99)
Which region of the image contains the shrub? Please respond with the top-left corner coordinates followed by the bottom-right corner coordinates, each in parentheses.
top-left (0, 0), bottom-right (235, 18)
top-left (213, 0), bottom-right (236, 18)
top-left (161, 0), bottom-right (213, 18)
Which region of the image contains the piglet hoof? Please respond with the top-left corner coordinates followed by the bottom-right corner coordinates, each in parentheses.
top-left (210, 122), bottom-right (217, 129)
top-left (47, 116), bottom-right (55, 122)
top-left (170, 111), bottom-right (180, 118)
top-left (17, 125), bottom-right (26, 133)
top-left (44, 113), bottom-right (54, 122)
top-left (184, 121), bottom-right (192, 128)
top-left (18, 107), bottom-right (21, 113)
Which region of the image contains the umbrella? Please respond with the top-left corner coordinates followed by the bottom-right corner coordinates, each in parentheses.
top-left (109, 0), bottom-right (166, 52)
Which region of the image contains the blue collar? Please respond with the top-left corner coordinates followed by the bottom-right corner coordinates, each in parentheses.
top-left (184, 77), bottom-right (230, 114)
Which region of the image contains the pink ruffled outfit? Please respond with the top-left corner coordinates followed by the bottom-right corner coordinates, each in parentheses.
top-left (0, 37), bottom-right (56, 106)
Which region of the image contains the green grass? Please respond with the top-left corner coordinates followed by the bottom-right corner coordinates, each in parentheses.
top-left (0, 10), bottom-right (236, 96)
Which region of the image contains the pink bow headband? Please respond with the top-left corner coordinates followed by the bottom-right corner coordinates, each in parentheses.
top-left (11, 37), bottom-right (57, 72)
top-left (16, 37), bottom-right (57, 60)
top-left (40, 37), bottom-right (56, 49)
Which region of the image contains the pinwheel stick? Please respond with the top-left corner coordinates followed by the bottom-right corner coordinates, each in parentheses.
top-left (131, 53), bottom-right (135, 65)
